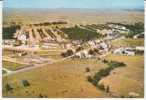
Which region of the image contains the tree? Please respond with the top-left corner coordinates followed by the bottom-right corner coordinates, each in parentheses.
top-left (106, 85), bottom-right (110, 93)
top-left (61, 49), bottom-right (74, 57)
top-left (103, 59), bottom-right (108, 63)
top-left (85, 67), bottom-right (90, 72)
top-left (66, 50), bottom-right (74, 56)
top-left (87, 76), bottom-right (93, 83)
top-left (98, 84), bottom-right (105, 91)
top-left (76, 46), bottom-right (83, 52)
top-left (88, 49), bottom-right (95, 55)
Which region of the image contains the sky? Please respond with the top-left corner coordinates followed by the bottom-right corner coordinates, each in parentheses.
top-left (4, 0), bottom-right (144, 10)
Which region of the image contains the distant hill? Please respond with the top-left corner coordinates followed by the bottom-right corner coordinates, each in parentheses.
top-left (3, 8), bottom-right (144, 26)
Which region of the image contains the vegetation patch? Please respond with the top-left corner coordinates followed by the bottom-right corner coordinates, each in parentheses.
top-left (3, 25), bottom-right (21, 39)
top-left (108, 22), bottom-right (144, 38)
top-left (22, 80), bottom-right (30, 87)
top-left (87, 60), bottom-right (126, 91)
top-left (61, 26), bottom-right (101, 41)
top-left (61, 49), bottom-right (74, 57)
top-left (2, 70), bottom-right (7, 74)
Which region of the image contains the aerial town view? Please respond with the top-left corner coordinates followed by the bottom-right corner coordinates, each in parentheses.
top-left (2, 0), bottom-right (144, 98)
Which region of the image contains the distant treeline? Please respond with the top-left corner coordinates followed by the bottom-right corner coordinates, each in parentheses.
top-left (32, 21), bottom-right (68, 26)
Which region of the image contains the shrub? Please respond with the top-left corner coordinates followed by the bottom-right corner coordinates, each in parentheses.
top-left (61, 49), bottom-right (74, 57)
top-left (85, 67), bottom-right (90, 72)
top-left (61, 52), bottom-right (66, 57)
top-left (88, 49), bottom-right (95, 55)
top-left (5, 83), bottom-right (13, 92)
top-left (102, 59), bottom-right (108, 63)
top-left (93, 48), bottom-right (99, 53)
top-left (98, 84), bottom-right (105, 91)
top-left (38, 94), bottom-right (44, 98)
top-left (76, 46), bottom-right (83, 52)
top-left (106, 85), bottom-right (110, 93)
top-left (87, 76), bottom-right (93, 83)
top-left (22, 80), bottom-right (30, 87)
top-left (67, 49), bottom-right (74, 55)
top-left (108, 61), bottom-right (126, 68)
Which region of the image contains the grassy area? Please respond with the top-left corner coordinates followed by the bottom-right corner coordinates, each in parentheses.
top-left (3, 58), bottom-right (109, 98)
top-left (88, 60), bottom-right (126, 92)
top-left (3, 61), bottom-right (27, 71)
top-left (36, 50), bottom-right (63, 60)
top-left (111, 38), bottom-right (144, 47)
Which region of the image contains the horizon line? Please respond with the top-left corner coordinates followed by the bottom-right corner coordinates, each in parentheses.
top-left (4, 7), bottom-right (144, 10)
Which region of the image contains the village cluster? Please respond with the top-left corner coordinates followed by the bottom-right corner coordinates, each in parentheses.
top-left (3, 22), bottom-right (144, 61)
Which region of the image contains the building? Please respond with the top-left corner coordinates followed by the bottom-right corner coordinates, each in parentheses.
top-left (113, 47), bottom-right (135, 56)
top-left (133, 32), bottom-right (144, 39)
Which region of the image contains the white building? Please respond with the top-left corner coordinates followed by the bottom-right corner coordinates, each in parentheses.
top-left (136, 46), bottom-right (144, 51)
top-left (75, 50), bottom-right (93, 58)
top-left (99, 42), bottom-right (109, 52)
top-left (113, 47), bottom-right (135, 56)
top-left (18, 34), bottom-right (27, 44)
top-left (133, 32), bottom-right (144, 39)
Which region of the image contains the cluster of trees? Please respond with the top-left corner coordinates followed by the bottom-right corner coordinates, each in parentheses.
top-left (88, 48), bottom-right (99, 55)
top-left (33, 21), bottom-right (67, 26)
top-left (126, 22), bottom-right (144, 38)
top-left (108, 22), bottom-right (144, 38)
top-left (87, 60), bottom-right (126, 91)
top-left (75, 46), bottom-right (84, 52)
top-left (61, 49), bottom-right (74, 57)
top-left (88, 24), bottom-right (111, 30)
top-left (61, 26), bottom-right (101, 41)
top-left (80, 25), bottom-right (97, 32)
top-left (3, 25), bottom-right (21, 39)
top-left (4, 80), bottom-right (30, 93)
